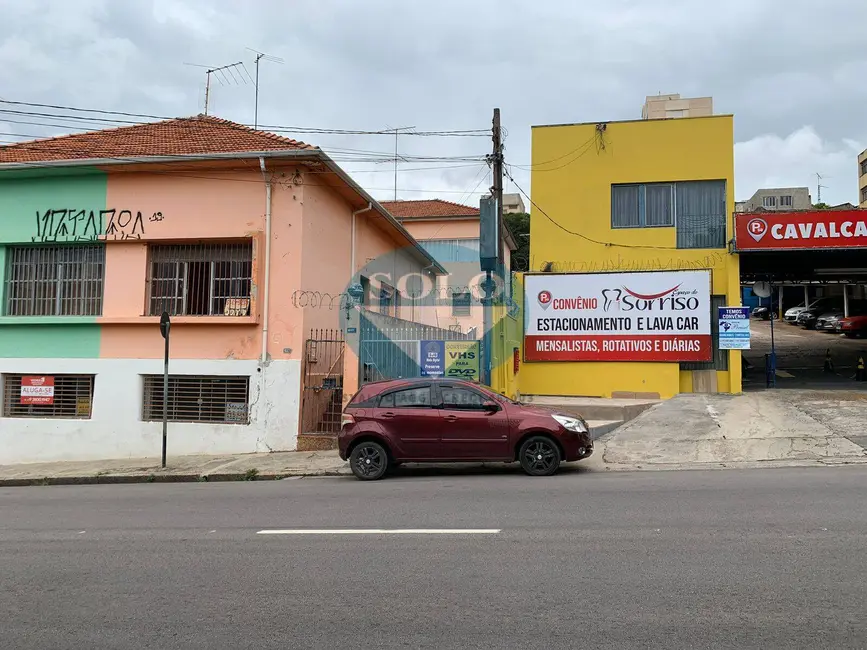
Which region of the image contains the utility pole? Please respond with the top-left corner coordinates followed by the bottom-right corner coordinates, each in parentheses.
top-left (386, 125), bottom-right (415, 200)
top-left (492, 108), bottom-right (504, 260)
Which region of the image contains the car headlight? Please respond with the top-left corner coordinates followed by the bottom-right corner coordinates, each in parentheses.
top-left (552, 414), bottom-right (588, 433)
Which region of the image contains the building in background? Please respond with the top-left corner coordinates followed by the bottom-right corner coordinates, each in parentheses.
top-left (736, 187), bottom-right (812, 212)
top-left (859, 149), bottom-right (867, 207)
top-left (523, 114), bottom-right (740, 400)
top-left (641, 93), bottom-right (713, 119)
top-left (502, 193), bottom-right (526, 214)
top-left (0, 116), bottom-right (444, 463)
top-left (382, 198), bottom-right (516, 335)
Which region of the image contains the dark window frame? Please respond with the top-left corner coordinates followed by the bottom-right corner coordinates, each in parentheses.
top-left (611, 183), bottom-right (675, 229)
top-left (141, 374), bottom-right (250, 424)
top-left (438, 383), bottom-right (489, 411)
top-left (378, 384), bottom-right (433, 409)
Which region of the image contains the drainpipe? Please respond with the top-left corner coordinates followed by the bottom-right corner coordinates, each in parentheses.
top-left (351, 202), bottom-right (373, 278)
top-left (259, 157), bottom-right (272, 364)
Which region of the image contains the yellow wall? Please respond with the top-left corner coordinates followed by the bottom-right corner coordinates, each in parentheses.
top-left (521, 115), bottom-right (741, 399)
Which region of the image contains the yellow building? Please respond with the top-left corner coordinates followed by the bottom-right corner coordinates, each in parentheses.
top-left (519, 115), bottom-right (741, 400)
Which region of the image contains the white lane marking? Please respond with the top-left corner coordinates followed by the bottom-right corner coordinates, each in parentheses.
top-left (256, 528), bottom-right (501, 535)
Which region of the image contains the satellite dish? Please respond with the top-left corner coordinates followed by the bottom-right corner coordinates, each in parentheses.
top-left (753, 281), bottom-right (772, 298)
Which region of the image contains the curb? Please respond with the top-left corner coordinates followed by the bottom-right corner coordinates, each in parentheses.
top-left (0, 468), bottom-right (352, 487)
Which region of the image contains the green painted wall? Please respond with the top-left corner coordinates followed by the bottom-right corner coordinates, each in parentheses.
top-left (0, 170), bottom-right (106, 358)
top-left (0, 325), bottom-right (101, 358)
top-left (0, 169), bottom-right (108, 244)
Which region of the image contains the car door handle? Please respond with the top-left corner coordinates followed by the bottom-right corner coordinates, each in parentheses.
top-left (443, 415), bottom-right (458, 422)
top-left (381, 411), bottom-right (395, 419)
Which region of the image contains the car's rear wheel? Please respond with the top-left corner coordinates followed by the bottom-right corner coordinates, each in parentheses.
top-left (519, 436), bottom-right (561, 477)
top-left (349, 441), bottom-right (389, 481)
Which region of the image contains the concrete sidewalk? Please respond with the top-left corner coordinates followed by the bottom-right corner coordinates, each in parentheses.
top-left (0, 450), bottom-right (351, 486)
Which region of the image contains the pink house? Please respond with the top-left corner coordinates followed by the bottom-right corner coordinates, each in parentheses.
top-left (0, 116), bottom-right (443, 463)
top-left (382, 199), bottom-right (517, 336)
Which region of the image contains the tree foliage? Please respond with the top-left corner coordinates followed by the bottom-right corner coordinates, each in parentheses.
top-left (504, 211), bottom-right (530, 272)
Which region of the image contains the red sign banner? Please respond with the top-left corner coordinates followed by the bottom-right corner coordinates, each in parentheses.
top-left (735, 210), bottom-right (867, 251)
top-left (524, 335), bottom-right (712, 362)
top-left (20, 376), bottom-right (55, 405)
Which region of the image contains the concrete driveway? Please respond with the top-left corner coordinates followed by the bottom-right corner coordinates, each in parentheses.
top-left (596, 389), bottom-right (867, 471)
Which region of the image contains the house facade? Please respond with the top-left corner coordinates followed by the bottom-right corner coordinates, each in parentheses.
top-left (382, 199), bottom-right (516, 336)
top-left (0, 116), bottom-right (441, 463)
top-left (521, 114), bottom-right (741, 400)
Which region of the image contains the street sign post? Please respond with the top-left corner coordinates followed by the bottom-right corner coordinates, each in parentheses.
top-left (159, 311), bottom-right (171, 468)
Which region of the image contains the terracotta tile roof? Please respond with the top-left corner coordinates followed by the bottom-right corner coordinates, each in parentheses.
top-left (380, 199), bottom-right (480, 219)
top-left (0, 115), bottom-right (315, 164)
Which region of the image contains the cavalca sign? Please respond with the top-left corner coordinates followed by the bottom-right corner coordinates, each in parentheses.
top-left (524, 270), bottom-right (712, 362)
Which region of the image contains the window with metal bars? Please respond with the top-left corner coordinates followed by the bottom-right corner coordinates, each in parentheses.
top-left (146, 242), bottom-right (253, 316)
top-left (4, 245), bottom-right (104, 316)
top-left (2, 374), bottom-right (95, 418)
top-left (141, 375), bottom-right (250, 424)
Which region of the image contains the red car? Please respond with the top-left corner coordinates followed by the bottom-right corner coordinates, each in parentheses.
top-left (838, 315), bottom-right (867, 337)
top-left (339, 378), bottom-right (593, 480)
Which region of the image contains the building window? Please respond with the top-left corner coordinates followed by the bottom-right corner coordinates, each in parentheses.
top-left (681, 295), bottom-right (729, 371)
top-left (4, 245), bottom-right (104, 316)
top-left (675, 180), bottom-right (727, 249)
top-left (452, 291), bottom-right (472, 317)
top-left (147, 242), bottom-right (252, 317)
top-left (379, 282), bottom-right (399, 318)
top-left (141, 375), bottom-right (250, 424)
top-left (780, 195), bottom-right (793, 207)
top-left (861, 187), bottom-right (867, 203)
top-left (2, 374), bottom-right (94, 419)
top-left (861, 160), bottom-right (867, 176)
top-left (762, 195), bottom-right (777, 208)
top-left (611, 184), bottom-right (674, 228)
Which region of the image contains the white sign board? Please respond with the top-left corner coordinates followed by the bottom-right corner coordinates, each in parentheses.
top-left (524, 270), bottom-right (712, 362)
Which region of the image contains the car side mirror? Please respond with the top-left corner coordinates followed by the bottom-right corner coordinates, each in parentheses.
top-left (482, 400), bottom-right (499, 413)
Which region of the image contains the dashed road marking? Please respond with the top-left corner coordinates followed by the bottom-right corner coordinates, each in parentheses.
top-left (256, 528), bottom-right (501, 535)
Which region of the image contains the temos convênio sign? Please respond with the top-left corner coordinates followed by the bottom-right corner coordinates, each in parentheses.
top-left (524, 271), bottom-right (712, 362)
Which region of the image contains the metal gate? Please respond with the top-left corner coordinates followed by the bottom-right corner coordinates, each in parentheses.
top-left (358, 310), bottom-right (474, 385)
top-left (300, 329), bottom-right (345, 434)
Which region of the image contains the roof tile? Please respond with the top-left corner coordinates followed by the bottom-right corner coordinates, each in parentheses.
top-left (380, 199), bottom-right (480, 219)
top-left (0, 115), bottom-right (315, 164)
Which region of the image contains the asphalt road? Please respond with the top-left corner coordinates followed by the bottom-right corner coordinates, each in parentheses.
top-left (3, 466), bottom-right (867, 649)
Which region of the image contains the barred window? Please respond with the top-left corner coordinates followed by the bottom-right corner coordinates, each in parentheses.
top-left (2, 374), bottom-right (94, 419)
top-left (4, 245), bottom-right (104, 316)
top-left (147, 242), bottom-right (252, 316)
top-left (142, 375), bottom-right (250, 424)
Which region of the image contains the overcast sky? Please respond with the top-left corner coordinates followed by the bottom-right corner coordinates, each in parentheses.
top-left (1, 0), bottom-right (864, 207)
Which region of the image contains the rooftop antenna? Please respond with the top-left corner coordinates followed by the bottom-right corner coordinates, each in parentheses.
top-left (184, 61), bottom-right (246, 116)
top-left (246, 48), bottom-right (284, 129)
top-left (815, 172), bottom-right (828, 204)
top-left (384, 125), bottom-right (415, 200)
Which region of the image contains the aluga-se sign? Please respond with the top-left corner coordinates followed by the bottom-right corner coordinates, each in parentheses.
top-left (524, 270), bottom-right (712, 362)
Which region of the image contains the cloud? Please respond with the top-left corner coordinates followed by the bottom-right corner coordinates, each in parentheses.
top-left (735, 127), bottom-right (863, 204)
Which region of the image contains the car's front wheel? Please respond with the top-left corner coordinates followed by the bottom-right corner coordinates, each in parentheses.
top-left (349, 441), bottom-right (389, 481)
top-left (519, 436), bottom-right (561, 477)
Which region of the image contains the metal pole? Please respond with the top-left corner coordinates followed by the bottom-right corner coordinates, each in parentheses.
top-left (254, 54), bottom-right (262, 129)
top-left (769, 284), bottom-right (776, 388)
top-left (160, 312), bottom-right (171, 468)
top-left (394, 128), bottom-right (398, 200)
top-left (492, 108), bottom-right (504, 261)
top-left (204, 70), bottom-right (211, 116)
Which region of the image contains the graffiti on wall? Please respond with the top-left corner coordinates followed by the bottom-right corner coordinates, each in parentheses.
top-left (32, 208), bottom-right (165, 242)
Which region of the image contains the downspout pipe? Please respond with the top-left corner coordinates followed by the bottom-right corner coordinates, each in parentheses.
top-left (259, 157), bottom-right (272, 364)
top-left (351, 202), bottom-right (373, 279)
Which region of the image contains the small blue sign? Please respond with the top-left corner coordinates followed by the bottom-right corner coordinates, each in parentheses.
top-left (346, 327), bottom-right (357, 334)
top-left (420, 340), bottom-right (445, 377)
top-left (718, 307), bottom-right (751, 350)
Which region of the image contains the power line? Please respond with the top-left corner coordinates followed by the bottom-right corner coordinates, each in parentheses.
top-left (0, 99), bottom-right (489, 137)
top-left (503, 166), bottom-right (681, 251)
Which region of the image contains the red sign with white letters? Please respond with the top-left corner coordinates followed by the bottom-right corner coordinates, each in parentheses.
top-left (735, 210), bottom-right (867, 251)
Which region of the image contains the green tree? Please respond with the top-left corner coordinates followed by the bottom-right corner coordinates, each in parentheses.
top-left (504, 211), bottom-right (530, 272)
top-left (813, 202), bottom-right (830, 209)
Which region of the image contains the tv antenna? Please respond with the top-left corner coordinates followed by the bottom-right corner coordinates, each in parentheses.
top-left (246, 48), bottom-right (284, 129)
top-left (385, 125), bottom-right (415, 200)
top-left (184, 61), bottom-right (246, 116)
top-left (815, 172), bottom-right (828, 204)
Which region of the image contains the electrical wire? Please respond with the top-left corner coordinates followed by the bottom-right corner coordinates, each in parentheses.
top-left (0, 100), bottom-right (489, 137)
top-left (503, 166), bottom-right (682, 251)
top-left (508, 135), bottom-right (596, 171)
